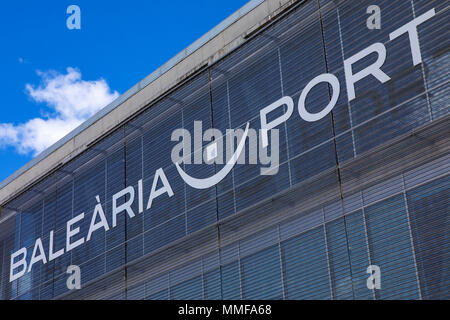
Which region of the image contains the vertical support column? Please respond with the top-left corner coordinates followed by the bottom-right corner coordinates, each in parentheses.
top-left (104, 159), bottom-right (107, 275)
top-left (410, 0), bottom-right (432, 121)
top-left (123, 126), bottom-right (129, 300)
top-left (322, 208), bottom-right (334, 300)
top-left (277, 47), bottom-right (293, 188)
top-left (238, 242), bottom-right (243, 300)
top-left (141, 135), bottom-right (145, 257)
top-left (226, 80), bottom-right (237, 215)
top-left (335, 7), bottom-right (357, 158)
top-left (401, 173), bottom-right (423, 299)
top-left (361, 191), bottom-right (377, 300)
top-left (168, 272), bottom-right (171, 300)
top-left (318, 0), bottom-right (345, 200)
top-left (201, 257), bottom-right (205, 300)
top-left (277, 225), bottom-right (287, 299)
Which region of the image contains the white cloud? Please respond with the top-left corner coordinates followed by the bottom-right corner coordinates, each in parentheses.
top-left (0, 67), bottom-right (119, 155)
top-left (0, 123), bottom-right (19, 145)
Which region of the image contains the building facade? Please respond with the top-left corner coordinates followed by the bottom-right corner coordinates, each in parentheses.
top-left (0, 0), bottom-right (448, 300)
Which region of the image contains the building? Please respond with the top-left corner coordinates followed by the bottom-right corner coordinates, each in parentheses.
top-left (0, 0), bottom-right (448, 300)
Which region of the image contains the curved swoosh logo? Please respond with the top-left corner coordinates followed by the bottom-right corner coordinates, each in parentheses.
top-left (175, 122), bottom-right (250, 189)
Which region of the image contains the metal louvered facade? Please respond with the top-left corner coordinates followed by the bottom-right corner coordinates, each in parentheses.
top-left (0, 0), bottom-right (448, 300)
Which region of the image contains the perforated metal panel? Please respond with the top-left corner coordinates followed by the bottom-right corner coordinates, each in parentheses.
top-left (0, 0), bottom-right (448, 300)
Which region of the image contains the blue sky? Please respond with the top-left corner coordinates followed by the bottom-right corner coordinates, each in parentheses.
top-left (0, 0), bottom-right (247, 183)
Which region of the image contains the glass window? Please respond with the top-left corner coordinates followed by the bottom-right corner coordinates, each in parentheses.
top-left (365, 194), bottom-right (420, 299)
top-left (281, 226), bottom-right (331, 299)
top-left (345, 211), bottom-right (374, 299)
top-left (144, 214), bottom-right (185, 254)
top-left (170, 275), bottom-right (203, 300)
top-left (146, 289), bottom-right (168, 300)
top-left (241, 245), bottom-right (283, 299)
top-left (221, 261), bottom-right (241, 300)
top-left (407, 175), bottom-right (450, 299)
top-left (326, 211), bottom-right (374, 299)
top-left (326, 218), bottom-right (354, 299)
top-left (204, 268), bottom-right (221, 300)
